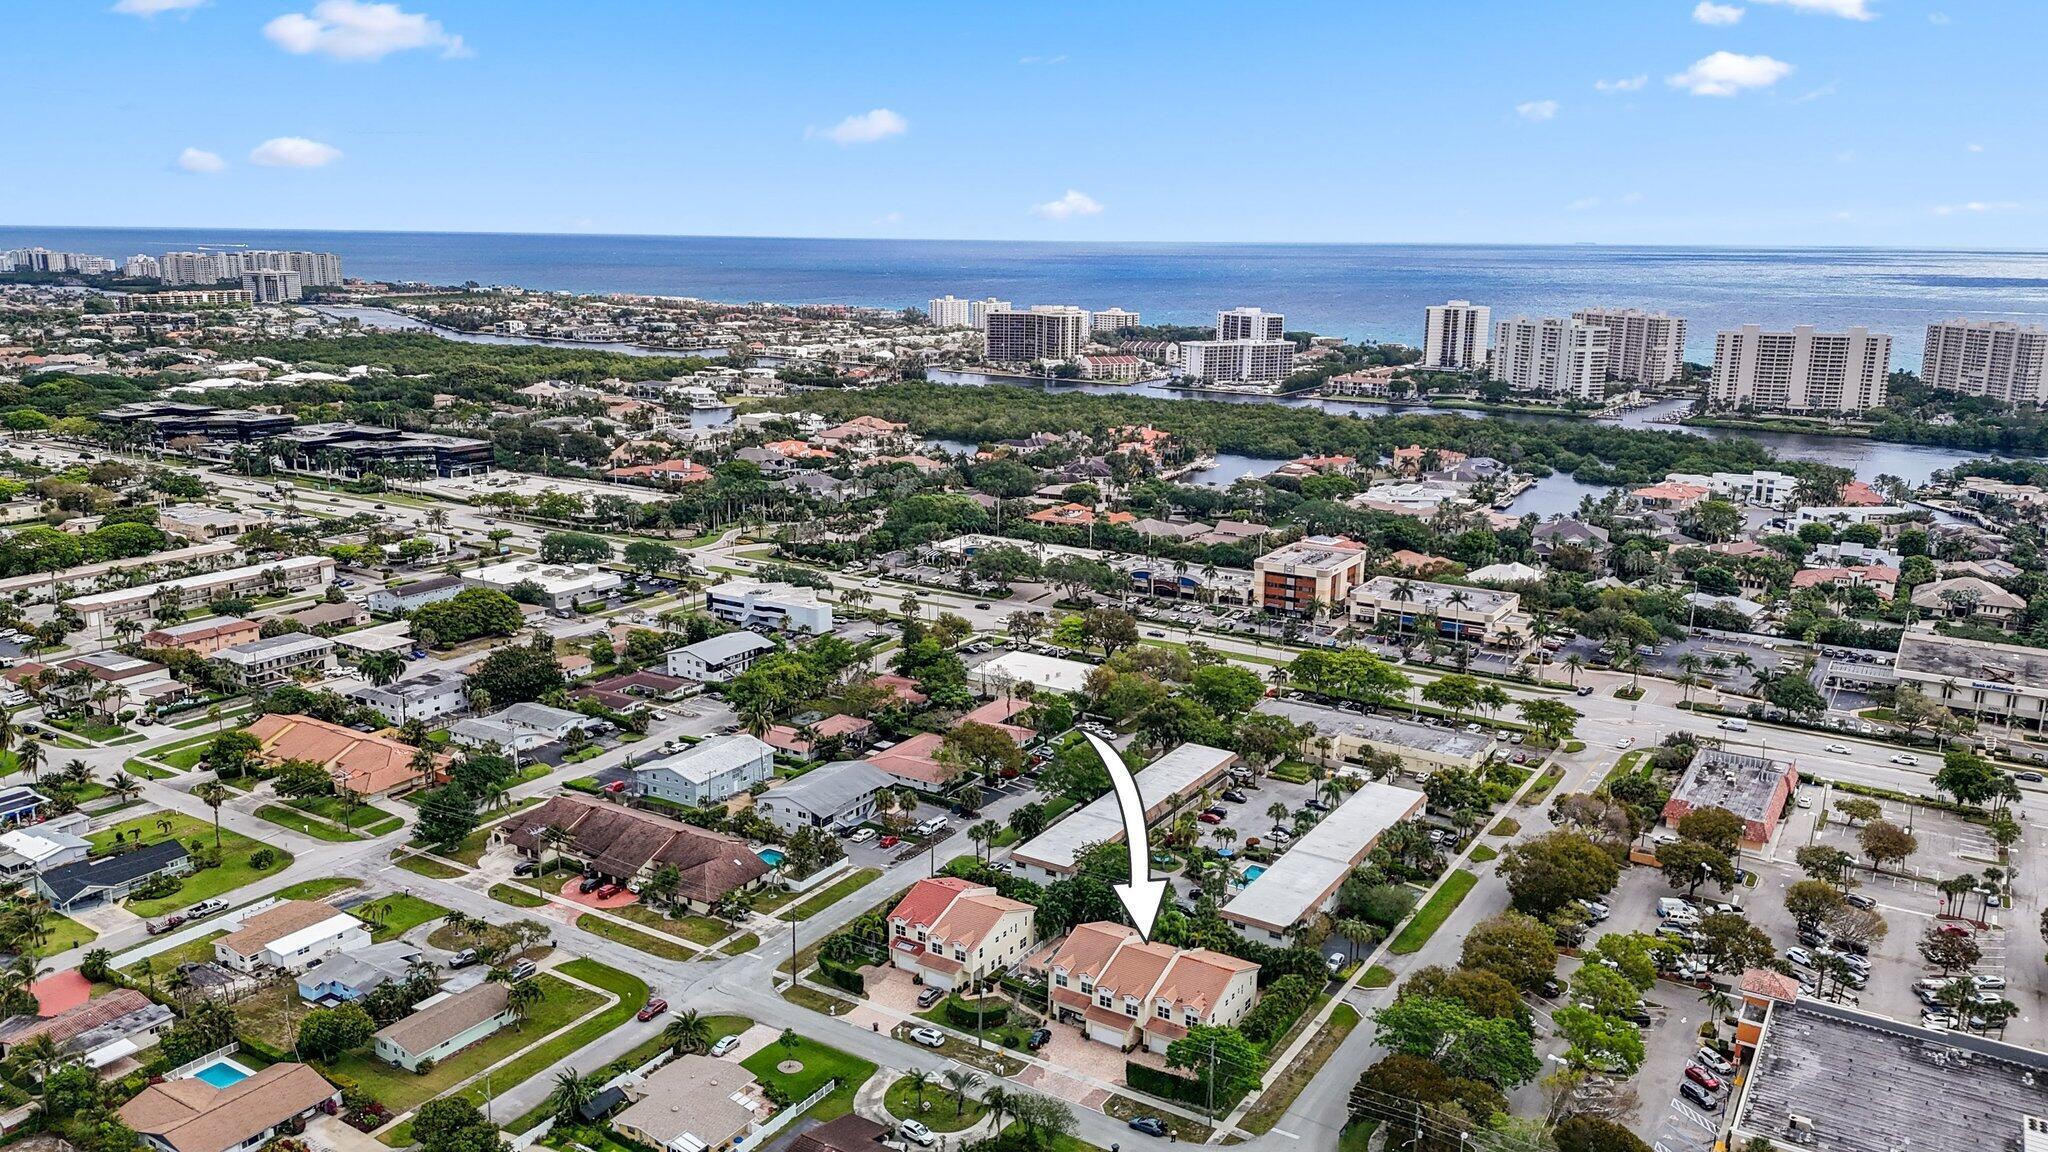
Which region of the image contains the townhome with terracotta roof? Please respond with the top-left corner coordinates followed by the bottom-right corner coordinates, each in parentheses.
top-left (1791, 564), bottom-right (1899, 600)
top-left (885, 877), bottom-right (1037, 991)
top-left (1038, 922), bottom-right (1262, 1053)
top-left (499, 795), bottom-right (768, 911)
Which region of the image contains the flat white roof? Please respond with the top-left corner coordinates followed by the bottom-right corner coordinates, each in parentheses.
top-left (463, 560), bottom-right (622, 596)
top-left (263, 912), bottom-right (361, 958)
top-left (1220, 782), bottom-right (1424, 933)
top-left (64, 554), bottom-right (331, 609)
top-left (970, 651), bottom-right (1096, 697)
top-left (1011, 742), bottom-right (1234, 873)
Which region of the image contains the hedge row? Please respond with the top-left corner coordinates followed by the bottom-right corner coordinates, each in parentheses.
top-left (942, 996), bottom-right (1010, 1029)
top-left (1125, 1061), bottom-right (1245, 1113)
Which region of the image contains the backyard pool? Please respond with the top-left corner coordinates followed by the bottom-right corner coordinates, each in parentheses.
top-left (1242, 864), bottom-right (1267, 882)
top-left (757, 848), bottom-right (785, 867)
top-left (186, 1058), bottom-right (256, 1088)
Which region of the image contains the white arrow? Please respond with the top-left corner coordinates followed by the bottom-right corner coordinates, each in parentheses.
top-left (1084, 732), bottom-right (1168, 941)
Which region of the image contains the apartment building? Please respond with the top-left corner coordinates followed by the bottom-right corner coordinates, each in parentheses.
top-left (1491, 316), bottom-right (1610, 400)
top-left (1217, 307), bottom-right (1285, 341)
top-left (1253, 535), bottom-right (1369, 616)
top-left (241, 269), bottom-right (304, 303)
top-left (207, 633), bottom-right (336, 687)
top-left (886, 876), bottom-right (1038, 991)
top-left (1921, 318), bottom-right (2048, 404)
top-left (1711, 325), bottom-right (1891, 415)
top-left (1423, 300), bottom-right (1491, 370)
top-left (631, 733), bottom-right (775, 806)
top-left (347, 668), bottom-right (469, 725)
top-left (140, 617), bottom-right (261, 655)
top-left (984, 306), bottom-right (1089, 363)
top-left (1573, 308), bottom-right (1686, 385)
top-left (926, 295), bottom-right (1011, 329)
top-left (1092, 307), bottom-right (1141, 333)
top-left (64, 554), bottom-right (335, 631)
top-left (1041, 922), bottom-right (1261, 1055)
top-left (1180, 339), bottom-right (1295, 384)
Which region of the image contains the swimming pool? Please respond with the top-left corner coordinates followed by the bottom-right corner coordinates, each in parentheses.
top-left (1242, 865), bottom-right (1267, 882)
top-left (757, 848), bottom-right (785, 867)
top-left (187, 1058), bottom-right (255, 1088)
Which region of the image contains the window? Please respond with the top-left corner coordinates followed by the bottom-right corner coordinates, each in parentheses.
top-left (1054, 972), bottom-right (1068, 988)
top-left (1156, 1003), bottom-right (1170, 1019)
top-left (1097, 992), bottom-right (1112, 1008)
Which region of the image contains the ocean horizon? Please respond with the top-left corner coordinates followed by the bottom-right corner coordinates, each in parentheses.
top-left (13, 224), bottom-right (2048, 363)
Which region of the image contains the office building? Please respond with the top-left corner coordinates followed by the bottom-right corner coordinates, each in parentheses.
top-left (1092, 307), bottom-right (1141, 333)
top-left (1347, 576), bottom-right (1529, 646)
top-left (462, 560), bottom-right (621, 609)
top-left (1423, 300), bottom-right (1491, 370)
top-left (99, 401), bottom-right (294, 444)
top-left (241, 269), bottom-right (304, 303)
top-left (1491, 316), bottom-right (1610, 400)
top-left (1921, 318), bottom-right (2048, 404)
top-left (984, 306), bottom-right (1089, 363)
top-left (1711, 325), bottom-right (1891, 415)
top-left (1253, 535), bottom-right (1369, 616)
top-left (1217, 307), bottom-right (1285, 341)
top-left (1573, 308), bottom-right (1686, 385)
top-left (266, 422), bottom-right (493, 478)
top-left (1660, 748), bottom-right (1798, 846)
top-left (704, 580), bottom-right (833, 633)
top-left (1180, 338), bottom-right (1296, 384)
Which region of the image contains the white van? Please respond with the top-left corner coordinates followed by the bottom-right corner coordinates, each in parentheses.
top-left (1657, 897), bottom-right (1696, 920)
top-left (1718, 718), bottom-right (1750, 732)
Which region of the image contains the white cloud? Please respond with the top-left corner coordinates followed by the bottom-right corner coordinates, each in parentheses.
top-left (264, 1), bottom-right (468, 61)
top-left (1752, 0), bottom-right (1875, 19)
top-left (1031, 190), bottom-right (1104, 221)
top-left (1593, 75), bottom-right (1647, 93)
top-left (1793, 82), bottom-right (1837, 102)
top-left (1967, 142), bottom-right (1984, 152)
top-left (1666, 51), bottom-right (1795, 96)
top-left (249, 136), bottom-right (342, 167)
top-left (1693, 2), bottom-right (1746, 25)
top-left (1933, 201), bottom-right (2019, 216)
top-left (112, 0), bottom-right (207, 15)
top-left (1018, 54), bottom-right (1068, 66)
top-left (875, 211), bottom-right (904, 224)
top-left (1835, 149), bottom-right (1857, 163)
top-left (176, 147), bottom-right (225, 173)
top-left (809, 108), bottom-right (908, 146)
top-left (1515, 100), bottom-right (1559, 122)
top-left (1928, 11), bottom-right (1950, 23)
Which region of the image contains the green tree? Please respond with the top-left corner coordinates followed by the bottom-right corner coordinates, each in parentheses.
top-left (1498, 830), bottom-right (1620, 917)
top-left (1552, 1005), bottom-right (1646, 1074)
top-left (1372, 996), bottom-right (1543, 1088)
top-left (296, 1003), bottom-right (377, 1060)
top-left (1459, 911), bottom-right (1559, 990)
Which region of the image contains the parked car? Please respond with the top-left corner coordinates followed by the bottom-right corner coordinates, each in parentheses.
top-left (1785, 947), bottom-right (1816, 968)
top-left (1695, 1048), bottom-right (1735, 1076)
top-left (580, 875), bottom-right (603, 894)
top-left (710, 1035), bottom-right (741, 1057)
top-left (909, 1026), bottom-right (946, 1048)
top-left (1576, 685), bottom-right (1594, 696)
top-left (1027, 1027), bottom-right (1052, 1050)
top-left (899, 1121), bottom-right (936, 1147)
top-left (595, 883), bottom-right (623, 899)
top-left (513, 861), bottom-right (539, 877)
top-left (1973, 974), bottom-right (2008, 990)
top-left (637, 997), bottom-right (669, 1022)
top-left (1198, 811), bottom-right (1225, 825)
top-left (848, 827), bottom-right (877, 843)
top-left (1844, 892), bottom-right (1876, 909)
top-left (880, 835), bottom-right (901, 849)
top-left (1685, 1066), bottom-right (1722, 1092)
top-left (1128, 1118), bottom-right (1170, 1138)
top-left (1680, 1080), bottom-right (1722, 1112)
top-left (507, 959), bottom-right (538, 981)
top-left (448, 948), bottom-right (478, 969)
top-left (1921, 1011), bottom-right (1960, 1030)
top-left (917, 986), bottom-right (945, 1008)
top-left (1222, 789), bottom-right (1250, 804)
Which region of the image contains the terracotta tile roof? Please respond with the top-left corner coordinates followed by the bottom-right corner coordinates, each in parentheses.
top-left (119, 1062), bottom-right (336, 1152)
top-left (931, 891), bottom-right (1033, 951)
top-left (0, 988), bottom-right (153, 1049)
top-left (1098, 939), bottom-right (1177, 1003)
top-left (1152, 948), bottom-right (1257, 1016)
top-left (502, 796), bottom-right (767, 903)
top-left (867, 674), bottom-right (927, 705)
top-left (888, 876), bottom-right (980, 931)
top-left (1042, 922), bottom-right (1138, 984)
top-left (216, 899), bottom-right (353, 958)
top-left (867, 732), bottom-right (956, 786)
top-left (1740, 968), bottom-right (1801, 1004)
top-left (244, 713), bottom-right (450, 796)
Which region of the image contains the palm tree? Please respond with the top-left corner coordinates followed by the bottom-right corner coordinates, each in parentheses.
top-left (1266, 801), bottom-right (1290, 829)
top-left (906, 1069), bottom-right (932, 1110)
top-left (943, 1068), bottom-right (984, 1115)
top-left (193, 781), bottom-right (229, 848)
top-left (547, 1068), bottom-right (598, 1124)
top-left (1334, 918), bottom-right (1378, 963)
top-left (506, 974), bottom-right (545, 1029)
top-left (17, 1033), bottom-right (62, 1111)
top-left (16, 738), bottom-right (41, 783)
top-left (104, 771), bottom-right (140, 805)
top-left (982, 1085), bottom-right (1012, 1133)
top-left (663, 1009), bottom-right (713, 1055)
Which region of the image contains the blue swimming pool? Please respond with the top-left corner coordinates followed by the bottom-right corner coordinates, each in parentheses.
top-left (1242, 865), bottom-right (1267, 882)
top-left (190, 1059), bottom-right (254, 1088)
top-left (758, 848), bottom-right (785, 867)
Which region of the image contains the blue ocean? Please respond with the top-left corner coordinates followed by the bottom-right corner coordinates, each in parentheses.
top-left (11, 225), bottom-right (2048, 363)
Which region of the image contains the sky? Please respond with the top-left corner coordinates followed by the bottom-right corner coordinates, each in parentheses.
top-left (5, 0), bottom-right (2045, 247)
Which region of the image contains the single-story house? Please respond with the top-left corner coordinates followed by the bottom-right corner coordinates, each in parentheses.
top-left (34, 840), bottom-right (190, 910)
top-left (0, 823), bottom-right (90, 880)
top-left (372, 982), bottom-right (514, 1072)
top-left (500, 795), bottom-right (768, 911)
top-left (613, 1053), bottom-right (768, 1152)
top-left (244, 712), bottom-right (452, 798)
top-left (296, 941), bottom-right (422, 1005)
top-left (120, 1062), bottom-right (339, 1152)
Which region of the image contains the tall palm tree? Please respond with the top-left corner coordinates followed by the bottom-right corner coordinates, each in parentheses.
top-left (943, 1069), bottom-right (983, 1115)
top-left (905, 1069), bottom-right (931, 1109)
top-left (663, 1009), bottom-right (712, 1055)
top-left (547, 1068), bottom-right (598, 1124)
top-left (506, 974), bottom-right (545, 1029)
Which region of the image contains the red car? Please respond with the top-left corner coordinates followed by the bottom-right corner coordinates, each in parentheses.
top-left (1197, 811), bottom-right (1225, 825)
top-left (637, 997), bottom-right (668, 1022)
top-left (595, 883), bottom-right (623, 899)
top-left (1685, 1066), bottom-right (1722, 1092)
top-left (1937, 923), bottom-right (1971, 937)
top-left (604, 780), bottom-right (628, 794)
top-left (880, 835), bottom-right (901, 848)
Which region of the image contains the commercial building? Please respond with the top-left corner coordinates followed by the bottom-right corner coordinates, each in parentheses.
top-left (1254, 698), bottom-right (1497, 775)
top-left (156, 504), bottom-right (260, 542)
top-left (462, 560), bottom-right (621, 609)
top-left (1921, 318), bottom-right (2048, 404)
top-left (1423, 300), bottom-right (1491, 370)
top-left (1347, 576), bottom-right (1529, 647)
top-left (345, 668), bottom-right (470, 725)
top-left (206, 632), bottom-right (336, 687)
top-left (704, 580), bottom-right (832, 634)
top-left (886, 876), bottom-right (1039, 990)
top-left (64, 554), bottom-right (335, 631)
top-left (213, 900), bottom-right (370, 975)
top-left (372, 983), bottom-right (514, 1072)
top-left (1253, 535), bottom-right (1369, 616)
top-left (1011, 743), bottom-right (1236, 881)
top-left (1711, 325), bottom-right (1891, 415)
top-left (1573, 308), bottom-right (1686, 385)
top-left (99, 401), bottom-right (294, 444)
top-left (267, 422), bottom-right (493, 478)
top-left (244, 712), bottom-right (452, 798)
top-left (969, 650), bottom-right (1097, 697)
top-left (665, 631), bottom-right (776, 681)
top-left (502, 796), bottom-right (769, 911)
top-left (1220, 782), bottom-right (1425, 943)
top-left (753, 758), bottom-right (895, 833)
top-left (367, 575), bottom-right (467, 616)
top-left (120, 1062), bottom-right (340, 1152)
top-left (1180, 338), bottom-right (1296, 384)
top-left (984, 306), bottom-right (1089, 363)
top-left (1039, 922), bottom-right (1260, 1054)
top-left (1660, 748), bottom-right (1798, 846)
top-left (1491, 316), bottom-right (1610, 400)
top-left (631, 733), bottom-right (776, 807)
top-left (240, 269), bottom-right (303, 303)
top-left (34, 840), bottom-right (190, 910)
top-left (1895, 630), bottom-right (2048, 731)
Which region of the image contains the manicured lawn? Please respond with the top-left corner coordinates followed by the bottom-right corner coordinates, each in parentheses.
top-left (578, 913), bottom-right (694, 959)
top-left (163, 745), bottom-right (210, 771)
top-left (719, 932), bottom-right (759, 956)
top-left (277, 878), bottom-right (364, 900)
top-left (1270, 760), bottom-right (1315, 784)
top-left (395, 852), bottom-right (463, 879)
top-left (885, 1076), bottom-right (988, 1132)
top-left (491, 883), bottom-right (548, 908)
top-left (1243, 1003), bottom-right (1361, 1134)
top-left (43, 912), bottom-right (97, 954)
top-left (1489, 817), bottom-right (1522, 836)
top-left (1469, 844), bottom-right (1499, 864)
top-left (257, 804), bottom-right (360, 841)
top-left (742, 1036), bottom-right (877, 1122)
top-left (327, 973), bottom-right (600, 1114)
top-left (1340, 1121), bottom-right (1379, 1152)
top-left (89, 812), bottom-right (290, 916)
top-left (1359, 965), bottom-right (1395, 988)
top-left (1388, 869), bottom-right (1478, 955)
top-left (119, 930), bottom-right (224, 984)
top-left (289, 794), bottom-right (402, 831)
top-left (121, 757), bottom-right (175, 780)
top-left (614, 902), bottom-right (730, 946)
top-left (778, 868), bottom-right (881, 922)
top-left (359, 893), bottom-right (448, 941)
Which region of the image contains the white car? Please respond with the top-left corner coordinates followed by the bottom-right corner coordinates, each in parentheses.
top-left (909, 1026), bottom-right (946, 1048)
top-left (1922, 1012), bottom-right (1960, 1031)
top-left (1615, 736), bottom-right (1634, 749)
top-left (1826, 743), bottom-right (1850, 754)
top-left (847, 827), bottom-right (877, 844)
top-left (710, 1035), bottom-right (740, 1057)
top-left (899, 1122), bottom-right (936, 1147)
top-left (1891, 754), bottom-right (1920, 766)
top-left (1973, 974), bottom-right (2008, 990)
